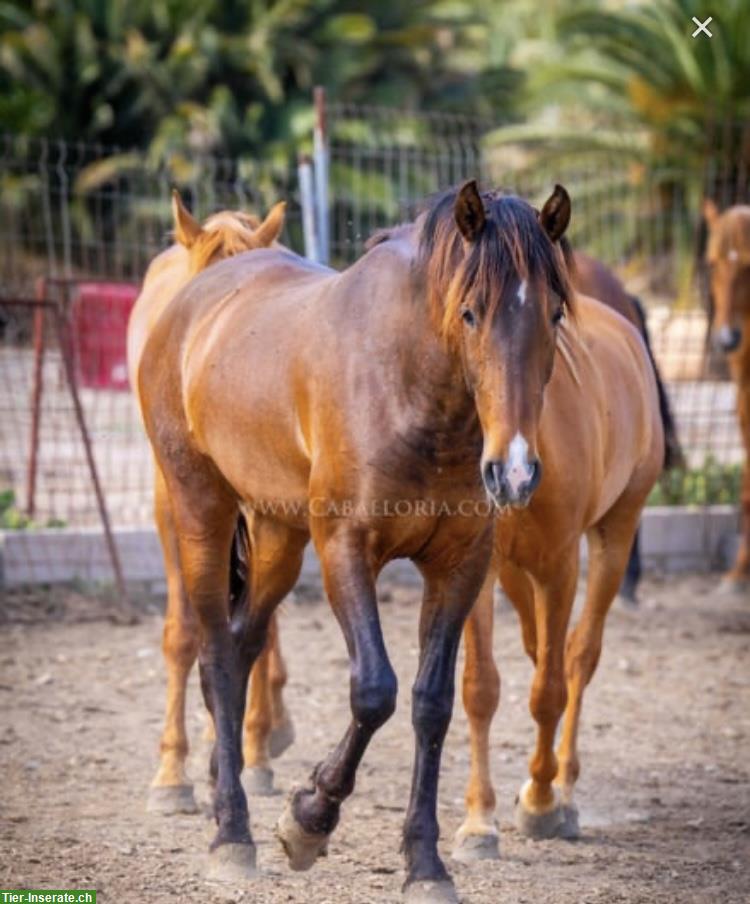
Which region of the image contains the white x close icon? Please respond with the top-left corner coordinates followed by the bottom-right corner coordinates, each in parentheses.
top-left (692, 16), bottom-right (713, 38)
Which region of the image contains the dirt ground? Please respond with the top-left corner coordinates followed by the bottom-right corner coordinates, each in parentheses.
top-left (1, 572), bottom-right (749, 904)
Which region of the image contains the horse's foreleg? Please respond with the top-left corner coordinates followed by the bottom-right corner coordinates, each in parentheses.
top-left (453, 569), bottom-right (501, 862)
top-left (401, 546), bottom-right (491, 904)
top-left (268, 615), bottom-right (295, 757)
top-left (147, 465), bottom-right (200, 816)
top-left (276, 527), bottom-right (397, 874)
top-left (726, 377), bottom-right (750, 587)
top-left (514, 549), bottom-right (578, 840)
top-left (555, 507), bottom-right (640, 839)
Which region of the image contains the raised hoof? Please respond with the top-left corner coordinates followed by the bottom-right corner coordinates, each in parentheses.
top-left (269, 718), bottom-right (295, 759)
top-left (206, 842), bottom-right (257, 883)
top-left (146, 784), bottom-right (199, 815)
top-left (558, 803), bottom-right (581, 840)
top-left (403, 880), bottom-right (459, 904)
top-left (452, 829), bottom-right (500, 862)
top-left (514, 795), bottom-right (564, 839)
top-left (243, 765), bottom-right (279, 797)
top-left (276, 795), bottom-right (329, 871)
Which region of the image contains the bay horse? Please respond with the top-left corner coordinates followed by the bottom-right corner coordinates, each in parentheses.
top-left (703, 198), bottom-right (750, 590)
top-left (127, 191), bottom-right (290, 815)
top-left (451, 212), bottom-right (664, 859)
top-left (136, 181), bottom-right (589, 901)
top-left (573, 250), bottom-right (683, 602)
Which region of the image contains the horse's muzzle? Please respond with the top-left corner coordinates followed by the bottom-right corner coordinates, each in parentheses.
top-left (483, 457), bottom-right (542, 509)
top-left (714, 325), bottom-right (741, 353)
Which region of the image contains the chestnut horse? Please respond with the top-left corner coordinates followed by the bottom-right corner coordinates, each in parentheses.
top-left (451, 219), bottom-right (664, 860)
top-left (127, 191), bottom-right (290, 815)
top-left (703, 199), bottom-right (750, 590)
top-left (573, 250), bottom-right (682, 602)
top-left (136, 181), bottom-right (588, 900)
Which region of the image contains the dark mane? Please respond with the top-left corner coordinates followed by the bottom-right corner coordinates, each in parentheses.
top-left (416, 186), bottom-right (575, 342)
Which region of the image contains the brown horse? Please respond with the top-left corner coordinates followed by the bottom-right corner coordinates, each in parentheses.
top-left (127, 191), bottom-right (290, 815)
top-left (452, 217), bottom-right (663, 859)
top-left (703, 199), bottom-right (750, 590)
top-left (573, 250), bottom-right (683, 602)
top-left (135, 181), bottom-right (601, 900)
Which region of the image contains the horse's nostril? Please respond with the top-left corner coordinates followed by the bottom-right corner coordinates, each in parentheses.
top-left (483, 460), bottom-right (504, 498)
top-left (716, 326), bottom-right (741, 353)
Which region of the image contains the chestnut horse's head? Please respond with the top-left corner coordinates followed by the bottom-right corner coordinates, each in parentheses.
top-left (421, 181), bottom-right (573, 510)
top-left (171, 189), bottom-right (286, 276)
top-left (704, 199), bottom-right (750, 354)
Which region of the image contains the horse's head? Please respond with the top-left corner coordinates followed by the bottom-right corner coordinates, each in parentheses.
top-left (423, 181), bottom-right (573, 510)
top-left (704, 199), bottom-right (750, 354)
top-left (171, 189), bottom-right (286, 276)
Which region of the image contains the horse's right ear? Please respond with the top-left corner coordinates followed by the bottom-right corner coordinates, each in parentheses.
top-left (253, 201), bottom-right (286, 246)
top-left (455, 180), bottom-right (486, 242)
top-left (172, 189), bottom-right (203, 248)
top-left (703, 198), bottom-right (720, 229)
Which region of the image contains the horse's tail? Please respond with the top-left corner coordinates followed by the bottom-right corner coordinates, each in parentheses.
top-left (628, 294), bottom-right (684, 472)
top-left (229, 512), bottom-right (250, 615)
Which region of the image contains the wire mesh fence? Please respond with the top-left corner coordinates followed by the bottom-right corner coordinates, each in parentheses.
top-left (0, 105), bottom-right (749, 586)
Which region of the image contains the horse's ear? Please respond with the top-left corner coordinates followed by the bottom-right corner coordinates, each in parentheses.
top-left (540, 184), bottom-right (571, 242)
top-left (703, 198), bottom-right (720, 229)
top-left (253, 201), bottom-right (286, 246)
top-left (172, 189), bottom-right (203, 248)
top-left (455, 180), bottom-right (486, 242)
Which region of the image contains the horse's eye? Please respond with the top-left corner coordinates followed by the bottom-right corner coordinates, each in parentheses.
top-left (461, 307), bottom-right (476, 328)
top-left (552, 306), bottom-right (564, 325)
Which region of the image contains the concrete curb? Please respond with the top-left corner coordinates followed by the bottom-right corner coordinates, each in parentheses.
top-left (0, 506), bottom-right (741, 590)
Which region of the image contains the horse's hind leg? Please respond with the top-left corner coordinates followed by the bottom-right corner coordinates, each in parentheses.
top-left (453, 569), bottom-right (501, 862)
top-left (617, 526), bottom-right (641, 606)
top-left (230, 520), bottom-right (306, 799)
top-left (147, 465), bottom-right (200, 816)
top-left (277, 524), bottom-right (398, 875)
top-left (554, 501), bottom-right (641, 838)
top-left (513, 547), bottom-right (579, 840)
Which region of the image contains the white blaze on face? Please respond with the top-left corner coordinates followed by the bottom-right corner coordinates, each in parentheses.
top-left (506, 432), bottom-right (533, 496)
top-left (517, 280), bottom-right (527, 305)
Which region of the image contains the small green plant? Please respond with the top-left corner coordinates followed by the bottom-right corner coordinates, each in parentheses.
top-left (0, 489), bottom-right (67, 529)
top-left (648, 457), bottom-right (743, 506)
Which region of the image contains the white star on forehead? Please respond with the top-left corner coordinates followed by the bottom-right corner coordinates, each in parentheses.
top-left (517, 280), bottom-right (527, 305)
top-left (728, 249), bottom-right (739, 261)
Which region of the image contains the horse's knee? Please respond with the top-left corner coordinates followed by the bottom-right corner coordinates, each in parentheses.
top-left (351, 666), bottom-right (398, 731)
top-left (462, 661), bottom-right (500, 723)
top-left (412, 685), bottom-right (453, 743)
top-left (162, 617), bottom-right (199, 668)
top-left (529, 674), bottom-right (567, 726)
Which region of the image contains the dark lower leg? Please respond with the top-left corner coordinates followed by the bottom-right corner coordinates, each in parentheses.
top-left (403, 613), bottom-right (464, 885)
top-left (618, 527), bottom-right (641, 603)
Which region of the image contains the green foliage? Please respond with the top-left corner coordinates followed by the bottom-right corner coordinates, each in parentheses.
top-left (648, 457), bottom-right (743, 506)
top-left (0, 489), bottom-right (66, 530)
top-left (0, 0), bottom-right (521, 161)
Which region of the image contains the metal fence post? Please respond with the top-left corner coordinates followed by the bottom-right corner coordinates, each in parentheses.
top-left (313, 86), bottom-right (330, 265)
top-left (298, 153), bottom-right (320, 262)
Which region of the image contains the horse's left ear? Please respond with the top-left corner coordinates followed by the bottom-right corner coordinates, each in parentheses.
top-left (253, 201), bottom-right (286, 246)
top-left (539, 184), bottom-right (571, 242)
top-left (172, 189), bottom-right (203, 248)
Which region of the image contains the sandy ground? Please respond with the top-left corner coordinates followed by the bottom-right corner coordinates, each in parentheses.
top-left (1, 573), bottom-right (749, 904)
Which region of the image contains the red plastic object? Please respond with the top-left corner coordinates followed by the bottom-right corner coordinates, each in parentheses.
top-left (70, 282), bottom-right (140, 390)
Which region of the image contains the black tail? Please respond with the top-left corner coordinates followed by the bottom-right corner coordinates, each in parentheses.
top-left (628, 294), bottom-right (684, 471)
top-left (229, 513), bottom-right (250, 615)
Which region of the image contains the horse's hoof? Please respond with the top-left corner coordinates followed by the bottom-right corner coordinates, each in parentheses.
top-left (146, 784), bottom-right (199, 815)
top-left (558, 803), bottom-right (581, 840)
top-left (403, 879), bottom-right (459, 904)
top-left (206, 842), bottom-right (257, 882)
top-left (276, 794), bottom-right (329, 871)
top-left (717, 576), bottom-right (749, 596)
top-left (452, 825), bottom-right (500, 862)
top-left (514, 782), bottom-right (564, 839)
top-left (243, 765), bottom-right (278, 797)
top-left (269, 718), bottom-right (295, 759)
